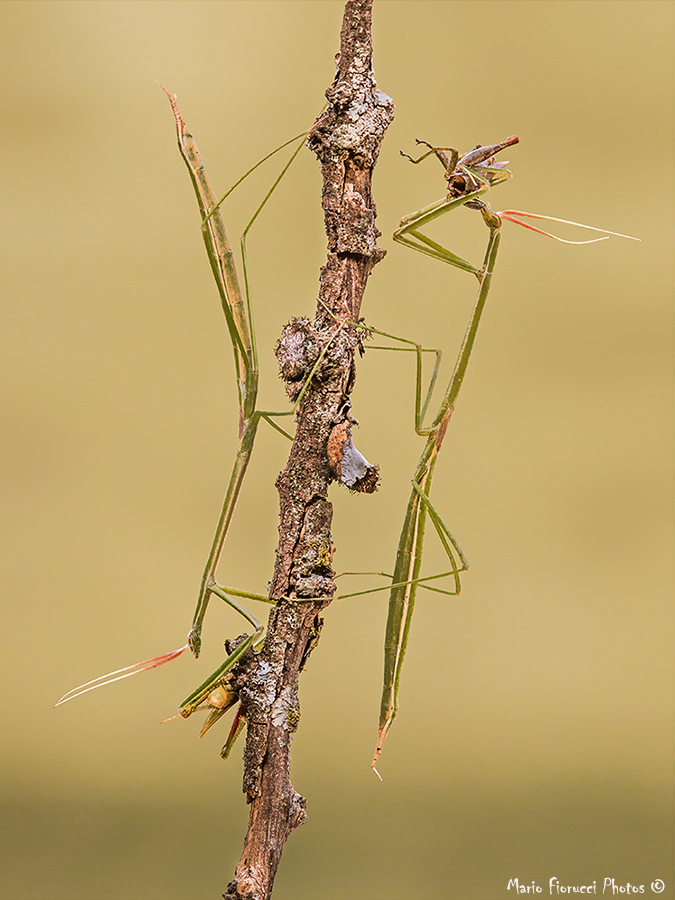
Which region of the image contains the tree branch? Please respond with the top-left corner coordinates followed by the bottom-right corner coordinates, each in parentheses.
top-left (223, 2), bottom-right (393, 898)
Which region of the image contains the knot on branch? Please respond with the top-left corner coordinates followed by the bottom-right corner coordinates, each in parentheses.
top-left (276, 315), bottom-right (360, 404)
top-left (288, 791), bottom-right (308, 829)
top-left (275, 318), bottom-right (321, 401)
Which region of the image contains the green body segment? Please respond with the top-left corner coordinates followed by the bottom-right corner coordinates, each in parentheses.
top-left (378, 448), bottom-right (438, 754)
top-left (165, 90), bottom-right (254, 417)
top-left (188, 416), bottom-right (261, 656)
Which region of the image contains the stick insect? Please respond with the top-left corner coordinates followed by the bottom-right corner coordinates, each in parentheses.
top-left (355, 137), bottom-right (640, 775)
top-left (55, 91), bottom-right (342, 746)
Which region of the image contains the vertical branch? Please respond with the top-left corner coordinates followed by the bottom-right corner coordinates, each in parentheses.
top-left (223, 2), bottom-right (393, 898)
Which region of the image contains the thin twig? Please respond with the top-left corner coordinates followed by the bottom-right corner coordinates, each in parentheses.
top-left (222, 2), bottom-right (393, 898)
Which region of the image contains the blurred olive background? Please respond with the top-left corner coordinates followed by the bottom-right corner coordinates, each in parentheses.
top-left (1, 2), bottom-right (671, 898)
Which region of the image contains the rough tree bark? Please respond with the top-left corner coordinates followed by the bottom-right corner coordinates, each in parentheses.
top-left (222, 1), bottom-right (394, 898)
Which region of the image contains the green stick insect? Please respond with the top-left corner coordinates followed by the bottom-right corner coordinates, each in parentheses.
top-left (55, 91), bottom-right (345, 749)
top-left (355, 136), bottom-right (639, 775)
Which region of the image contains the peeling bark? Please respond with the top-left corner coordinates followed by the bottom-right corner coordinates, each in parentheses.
top-left (223, 2), bottom-right (393, 897)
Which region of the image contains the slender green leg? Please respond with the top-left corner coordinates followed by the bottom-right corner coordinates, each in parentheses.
top-left (355, 325), bottom-right (442, 434)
